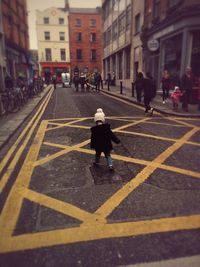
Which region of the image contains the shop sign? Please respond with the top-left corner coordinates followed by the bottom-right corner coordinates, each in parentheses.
top-left (147, 39), bottom-right (159, 51)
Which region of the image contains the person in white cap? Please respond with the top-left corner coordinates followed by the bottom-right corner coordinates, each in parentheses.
top-left (90, 108), bottom-right (120, 171)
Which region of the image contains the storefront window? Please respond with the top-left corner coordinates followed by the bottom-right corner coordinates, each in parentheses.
top-left (163, 34), bottom-right (182, 85)
top-left (191, 30), bottom-right (200, 80)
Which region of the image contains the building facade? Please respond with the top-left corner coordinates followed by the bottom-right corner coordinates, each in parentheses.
top-left (2, 0), bottom-right (29, 80)
top-left (141, 0), bottom-right (200, 86)
top-left (131, 0), bottom-right (145, 80)
top-left (36, 6), bottom-right (70, 82)
top-left (68, 7), bottom-right (102, 77)
top-left (102, 0), bottom-right (132, 88)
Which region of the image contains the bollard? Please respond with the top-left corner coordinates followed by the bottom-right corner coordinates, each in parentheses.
top-left (120, 81), bottom-right (123, 94)
top-left (107, 80), bottom-right (110, 91)
top-left (132, 82), bottom-right (135, 97)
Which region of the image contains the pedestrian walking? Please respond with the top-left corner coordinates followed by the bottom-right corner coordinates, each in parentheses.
top-left (170, 86), bottom-right (183, 111)
top-left (90, 108), bottom-right (120, 171)
top-left (134, 72), bottom-right (144, 103)
top-left (73, 75), bottom-right (79, 92)
top-left (52, 74), bottom-right (57, 90)
top-left (143, 72), bottom-right (155, 116)
top-left (94, 72), bottom-right (102, 92)
top-left (181, 66), bottom-right (194, 112)
top-left (161, 69), bottom-right (171, 104)
top-left (79, 73), bottom-right (86, 92)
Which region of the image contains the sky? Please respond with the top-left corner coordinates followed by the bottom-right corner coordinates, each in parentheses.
top-left (27, 0), bottom-right (102, 49)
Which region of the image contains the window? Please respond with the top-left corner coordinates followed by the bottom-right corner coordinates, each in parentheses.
top-left (44, 31), bottom-right (50, 40)
top-left (91, 49), bottom-right (96, 61)
top-left (90, 19), bottom-right (96, 27)
top-left (118, 12), bottom-right (125, 35)
top-left (59, 18), bottom-right (64, 24)
top-left (126, 6), bottom-right (131, 30)
top-left (43, 17), bottom-right (49, 24)
top-left (112, 20), bottom-right (118, 40)
top-left (59, 32), bottom-right (65, 41)
top-left (125, 47), bottom-right (130, 79)
top-left (76, 49), bottom-right (82, 60)
top-left (153, 0), bottom-right (160, 19)
top-left (107, 27), bottom-right (112, 45)
top-left (60, 49), bottom-right (66, 61)
top-left (75, 32), bottom-right (82, 42)
top-left (75, 18), bottom-right (81, 27)
top-left (135, 13), bottom-right (140, 33)
top-left (103, 32), bottom-right (106, 47)
top-left (45, 48), bottom-right (52, 61)
top-left (90, 33), bottom-right (96, 42)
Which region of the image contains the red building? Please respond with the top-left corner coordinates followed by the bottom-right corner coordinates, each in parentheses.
top-left (2, 0), bottom-right (29, 80)
top-left (69, 7), bottom-right (102, 77)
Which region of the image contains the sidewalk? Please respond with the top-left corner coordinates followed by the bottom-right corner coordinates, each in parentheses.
top-left (0, 85), bottom-right (52, 148)
top-left (101, 85), bottom-right (200, 118)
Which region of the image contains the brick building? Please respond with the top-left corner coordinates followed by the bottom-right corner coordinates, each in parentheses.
top-left (68, 7), bottom-right (102, 77)
top-left (1, 0), bottom-right (29, 80)
top-left (141, 0), bottom-right (200, 86)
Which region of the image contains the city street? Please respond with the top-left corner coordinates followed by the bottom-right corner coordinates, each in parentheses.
top-left (0, 85), bottom-right (200, 267)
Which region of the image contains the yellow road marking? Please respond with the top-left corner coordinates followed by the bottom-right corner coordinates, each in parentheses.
top-left (93, 128), bottom-right (199, 219)
top-left (34, 118), bottom-right (150, 167)
top-left (168, 117), bottom-right (200, 129)
top-left (46, 118), bottom-right (86, 132)
top-left (1, 214), bottom-right (200, 253)
top-left (24, 189), bottom-right (106, 224)
top-left (0, 120), bottom-right (48, 237)
top-left (41, 142), bottom-right (200, 180)
top-left (118, 129), bottom-right (200, 147)
top-left (0, 114), bottom-right (200, 253)
top-left (141, 120), bottom-right (190, 127)
top-left (0, 88), bottom-right (53, 194)
top-left (34, 140), bottom-right (90, 167)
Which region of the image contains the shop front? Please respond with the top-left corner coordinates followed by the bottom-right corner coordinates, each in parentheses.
top-left (40, 62), bottom-right (70, 83)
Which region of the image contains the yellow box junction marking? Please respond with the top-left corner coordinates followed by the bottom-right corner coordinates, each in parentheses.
top-left (0, 88), bottom-right (54, 194)
top-left (0, 115), bottom-right (200, 253)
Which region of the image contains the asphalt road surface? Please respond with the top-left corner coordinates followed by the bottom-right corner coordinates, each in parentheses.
top-left (0, 84), bottom-right (200, 267)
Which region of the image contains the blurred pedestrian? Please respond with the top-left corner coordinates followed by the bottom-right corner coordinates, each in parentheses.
top-left (170, 86), bottom-right (183, 111)
top-left (73, 75), bottom-right (79, 92)
top-left (94, 72), bottom-right (102, 92)
top-left (181, 66), bottom-right (194, 112)
top-left (161, 69), bottom-right (172, 104)
top-left (79, 73), bottom-right (86, 92)
top-left (143, 72), bottom-right (155, 116)
top-left (134, 72), bottom-right (144, 103)
top-left (52, 74), bottom-right (57, 90)
top-left (90, 108), bottom-right (120, 171)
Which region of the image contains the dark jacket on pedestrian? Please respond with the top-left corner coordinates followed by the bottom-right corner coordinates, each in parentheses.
top-left (144, 73), bottom-right (156, 99)
top-left (90, 123), bottom-right (120, 153)
top-left (181, 73), bottom-right (194, 92)
top-left (135, 72), bottom-right (144, 90)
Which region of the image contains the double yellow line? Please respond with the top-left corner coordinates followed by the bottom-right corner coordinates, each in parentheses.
top-left (0, 87), bottom-right (53, 194)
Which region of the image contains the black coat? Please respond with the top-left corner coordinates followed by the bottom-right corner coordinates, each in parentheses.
top-left (90, 123), bottom-right (120, 152)
top-left (143, 77), bottom-right (156, 98)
